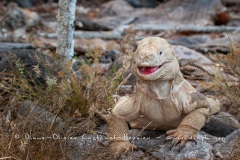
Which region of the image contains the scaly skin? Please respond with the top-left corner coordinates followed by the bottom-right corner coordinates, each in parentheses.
top-left (108, 37), bottom-right (220, 156)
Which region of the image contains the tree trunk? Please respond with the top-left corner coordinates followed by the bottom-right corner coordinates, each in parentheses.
top-left (56, 0), bottom-right (76, 59)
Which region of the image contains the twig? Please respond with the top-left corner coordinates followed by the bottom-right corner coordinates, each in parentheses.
top-left (0, 156), bottom-right (20, 160)
top-left (131, 121), bottom-right (153, 144)
top-left (115, 73), bottom-right (132, 94)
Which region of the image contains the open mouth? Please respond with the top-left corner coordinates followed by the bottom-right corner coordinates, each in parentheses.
top-left (138, 63), bottom-right (164, 75)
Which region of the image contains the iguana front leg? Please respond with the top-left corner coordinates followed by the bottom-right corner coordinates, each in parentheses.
top-left (166, 108), bottom-right (209, 147)
top-left (107, 96), bottom-right (139, 157)
top-left (166, 92), bottom-right (213, 147)
top-left (107, 114), bottom-right (135, 157)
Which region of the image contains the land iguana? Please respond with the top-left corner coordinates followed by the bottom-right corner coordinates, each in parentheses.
top-left (106, 37), bottom-right (220, 156)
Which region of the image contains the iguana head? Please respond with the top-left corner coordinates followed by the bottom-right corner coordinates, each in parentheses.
top-left (132, 37), bottom-right (180, 81)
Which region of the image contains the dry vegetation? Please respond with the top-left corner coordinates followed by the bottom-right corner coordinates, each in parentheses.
top-left (0, 28), bottom-right (135, 159)
top-left (212, 40), bottom-right (240, 120)
top-left (211, 40), bottom-right (240, 159)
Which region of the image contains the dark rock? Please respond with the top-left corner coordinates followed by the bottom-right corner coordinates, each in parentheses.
top-left (3, 3), bottom-right (40, 30)
top-left (130, 129), bottom-right (165, 151)
top-left (202, 112), bottom-right (239, 137)
top-left (72, 56), bottom-right (85, 71)
top-left (18, 100), bottom-right (64, 130)
top-left (5, 3), bottom-right (25, 30)
top-left (76, 17), bottom-right (112, 31)
top-left (0, 49), bottom-right (57, 85)
top-left (100, 50), bottom-right (118, 64)
top-left (126, 0), bottom-right (159, 8)
top-left (15, 0), bottom-right (35, 8)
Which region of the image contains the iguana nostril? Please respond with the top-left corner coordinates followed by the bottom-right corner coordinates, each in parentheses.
top-left (159, 51), bottom-right (162, 55)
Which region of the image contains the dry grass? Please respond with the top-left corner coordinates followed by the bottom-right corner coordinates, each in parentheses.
top-left (0, 27), bottom-right (135, 159)
top-left (211, 40), bottom-right (240, 119)
top-left (210, 40), bottom-right (240, 159)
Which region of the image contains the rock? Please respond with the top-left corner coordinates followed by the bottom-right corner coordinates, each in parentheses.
top-left (172, 45), bottom-right (213, 64)
top-left (67, 134), bottom-right (113, 160)
top-left (4, 3), bottom-right (39, 30)
top-left (126, 0), bottom-right (159, 8)
top-left (75, 6), bottom-right (90, 15)
top-left (130, 129), bottom-right (165, 151)
top-left (0, 49), bottom-right (57, 85)
top-left (215, 112), bottom-right (240, 127)
top-left (196, 34), bottom-right (240, 53)
top-left (0, 42), bottom-right (33, 50)
top-left (99, 0), bottom-right (134, 17)
top-left (95, 0), bottom-right (136, 28)
top-left (130, 130), bottom-right (215, 159)
top-left (76, 17), bottom-right (112, 31)
top-left (134, 0), bottom-right (226, 26)
top-left (170, 34), bottom-right (240, 54)
top-left (100, 50), bottom-right (118, 64)
top-left (130, 129), bottom-right (223, 160)
top-left (41, 21), bottom-right (58, 32)
top-left (214, 129), bottom-right (240, 159)
top-left (202, 112), bottom-right (239, 137)
top-left (198, 131), bottom-right (221, 146)
top-left (171, 44), bottom-right (239, 85)
top-left (14, 0), bottom-right (35, 8)
top-left (5, 3), bottom-right (25, 30)
top-left (22, 8), bottom-right (40, 28)
top-left (151, 133), bottom-right (214, 160)
top-left (74, 38), bottom-right (120, 55)
top-left (172, 45), bottom-right (217, 76)
top-left (18, 100), bottom-right (64, 130)
top-left (13, 28), bottom-right (26, 40)
top-left (91, 63), bottom-right (112, 74)
top-left (68, 123), bottom-right (239, 160)
top-left (169, 35), bottom-right (212, 48)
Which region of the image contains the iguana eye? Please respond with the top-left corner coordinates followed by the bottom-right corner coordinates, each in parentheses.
top-left (159, 51), bottom-right (162, 55)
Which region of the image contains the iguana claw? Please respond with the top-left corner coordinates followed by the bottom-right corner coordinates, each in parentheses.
top-left (166, 125), bottom-right (197, 150)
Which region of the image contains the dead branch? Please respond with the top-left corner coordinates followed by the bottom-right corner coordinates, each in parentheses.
top-left (134, 24), bottom-right (240, 32)
top-left (39, 24), bottom-right (240, 40)
top-left (0, 43), bottom-right (33, 49)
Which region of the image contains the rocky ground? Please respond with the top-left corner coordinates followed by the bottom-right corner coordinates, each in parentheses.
top-left (0, 0), bottom-right (240, 159)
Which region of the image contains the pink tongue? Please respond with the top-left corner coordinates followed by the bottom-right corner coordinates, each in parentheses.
top-left (139, 67), bottom-right (159, 75)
